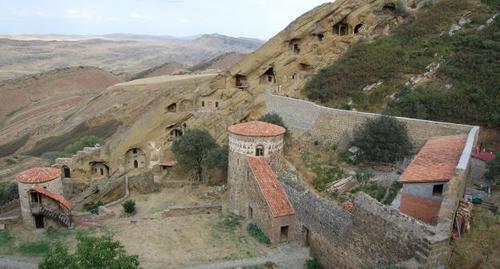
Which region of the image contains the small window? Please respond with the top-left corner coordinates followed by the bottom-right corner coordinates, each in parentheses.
top-left (133, 149), bottom-right (137, 154)
top-left (432, 184), bottom-right (444, 196)
top-left (202, 101), bottom-right (205, 107)
top-left (248, 206), bottom-right (253, 219)
top-left (280, 226), bottom-right (289, 242)
top-left (215, 101), bottom-right (219, 108)
top-left (317, 33), bottom-right (324, 41)
top-left (100, 168), bottom-right (104, 175)
top-left (256, 145), bottom-right (264, 156)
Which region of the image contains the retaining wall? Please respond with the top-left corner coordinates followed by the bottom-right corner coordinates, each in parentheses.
top-left (266, 93), bottom-right (473, 148)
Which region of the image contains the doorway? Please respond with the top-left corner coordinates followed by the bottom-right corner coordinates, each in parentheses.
top-left (34, 215), bottom-right (44, 229)
top-left (304, 226), bottom-right (310, 246)
top-left (280, 226), bottom-right (289, 242)
top-left (248, 206), bottom-right (253, 219)
top-left (134, 160), bottom-right (139, 168)
top-left (62, 166), bottom-right (71, 178)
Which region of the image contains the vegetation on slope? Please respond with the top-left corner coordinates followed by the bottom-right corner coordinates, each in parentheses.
top-left (304, 0), bottom-right (499, 127)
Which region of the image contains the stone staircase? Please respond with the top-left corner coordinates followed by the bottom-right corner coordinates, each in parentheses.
top-left (40, 206), bottom-right (72, 227)
top-left (71, 171), bottom-right (126, 211)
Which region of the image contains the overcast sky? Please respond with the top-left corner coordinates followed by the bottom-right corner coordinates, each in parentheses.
top-left (0, 0), bottom-right (331, 40)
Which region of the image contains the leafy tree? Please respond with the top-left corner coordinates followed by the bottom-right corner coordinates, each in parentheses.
top-left (39, 234), bottom-right (140, 269)
top-left (0, 182), bottom-right (18, 206)
top-left (485, 153), bottom-right (500, 184)
top-left (172, 129), bottom-right (218, 181)
top-left (204, 145), bottom-right (229, 177)
top-left (352, 116), bottom-right (413, 163)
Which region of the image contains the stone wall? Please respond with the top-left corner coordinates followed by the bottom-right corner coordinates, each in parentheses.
top-left (266, 93), bottom-right (473, 149)
top-left (280, 177), bottom-right (436, 268)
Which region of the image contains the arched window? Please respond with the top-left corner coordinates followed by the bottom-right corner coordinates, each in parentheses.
top-left (100, 168), bottom-right (104, 175)
top-left (202, 101), bottom-right (205, 107)
top-left (256, 145), bottom-right (264, 156)
top-left (134, 160), bottom-right (139, 168)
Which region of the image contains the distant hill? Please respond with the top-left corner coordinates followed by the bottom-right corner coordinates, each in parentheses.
top-left (0, 33), bottom-right (264, 81)
top-left (129, 62), bottom-right (189, 80)
top-left (188, 52), bottom-right (247, 72)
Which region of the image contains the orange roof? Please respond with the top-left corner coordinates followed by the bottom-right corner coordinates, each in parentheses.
top-left (31, 185), bottom-right (72, 210)
top-left (247, 157), bottom-right (294, 217)
top-left (228, 121), bottom-right (286, 137)
top-left (400, 193), bottom-right (441, 224)
top-left (16, 167), bottom-right (61, 184)
top-left (399, 135), bottom-right (467, 183)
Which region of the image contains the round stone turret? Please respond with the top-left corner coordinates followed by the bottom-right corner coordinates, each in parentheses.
top-left (227, 121), bottom-right (286, 215)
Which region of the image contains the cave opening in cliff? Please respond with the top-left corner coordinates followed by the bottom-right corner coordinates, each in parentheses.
top-left (333, 22), bottom-right (349, 36)
top-left (354, 24), bottom-right (364, 34)
top-left (234, 74), bottom-right (248, 89)
top-left (261, 67), bottom-right (276, 84)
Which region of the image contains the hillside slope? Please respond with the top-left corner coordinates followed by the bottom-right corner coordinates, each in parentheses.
top-left (0, 67), bottom-right (123, 155)
top-left (304, 0), bottom-right (499, 130)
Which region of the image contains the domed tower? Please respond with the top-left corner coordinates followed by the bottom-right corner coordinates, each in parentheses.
top-left (16, 167), bottom-right (72, 229)
top-left (227, 121), bottom-right (286, 216)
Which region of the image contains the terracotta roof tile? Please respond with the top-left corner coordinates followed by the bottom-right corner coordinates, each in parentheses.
top-left (400, 193), bottom-right (441, 224)
top-left (16, 167), bottom-right (61, 184)
top-left (247, 157), bottom-right (294, 217)
top-left (31, 184), bottom-right (72, 210)
top-left (399, 135), bottom-right (467, 183)
top-left (228, 121), bottom-right (286, 137)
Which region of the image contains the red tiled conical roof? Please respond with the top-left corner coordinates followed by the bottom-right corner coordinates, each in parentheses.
top-left (16, 167), bottom-right (61, 184)
top-left (228, 121), bottom-right (286, 137)
top-left (31, 185), bottom-right (72, 210)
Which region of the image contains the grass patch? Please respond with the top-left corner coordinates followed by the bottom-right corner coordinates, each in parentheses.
top-left (306, 258), bottom-right (324, 269)
top-left (383, 181), bottom-right (403, 205)
top-left (0, 231), bottom-right (14, 246)
top-left (27, 120), bottom-right (120, 157)
top-left (311, 164), bottom-right (344, 192)
top-left (449, 208), bottom-right (500, 268)
top-left (247, 223), bottom-right (271, 245)
top-left (17, 241), bottom-right (51, 256)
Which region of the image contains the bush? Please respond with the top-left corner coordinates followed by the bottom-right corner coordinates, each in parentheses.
top-left (352, 116), bottom-right (413, 163)
top-left (85, 200), bottom-right (104, 215)
top-left (0, 182), bottom-right (18, 206)
top-left (485, 153), bottom-right (500, 184)
top-left (247, 223), bottom-right (271, 245)
top-left (39, 234), bottom-right (140, 269)
top-left (305, 258), bottom-right (324, 269)
top-left (122, 199), bottom-right (136, 214)
top-left (204, 144), bottom-right (229, 177)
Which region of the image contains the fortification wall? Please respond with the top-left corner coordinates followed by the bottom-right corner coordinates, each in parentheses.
top-left (280, 177), bottom-right (435, 268)
top-left (265, 93), bottom-right (473, 148)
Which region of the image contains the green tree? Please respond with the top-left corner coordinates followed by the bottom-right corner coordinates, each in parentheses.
top-left (352, 116), bottom-right (413, 163)
top-left (172, 129), bottom-right (218, 181)
top-left (204, 145), bottom-right (229, 177)
top-left (485, 153), bottom-right (500, 184)
top-left (39, 234), bottom-right (140, 269)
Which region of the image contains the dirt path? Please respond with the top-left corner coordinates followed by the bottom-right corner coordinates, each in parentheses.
top-left (180, 244), bottom-right (310, 269)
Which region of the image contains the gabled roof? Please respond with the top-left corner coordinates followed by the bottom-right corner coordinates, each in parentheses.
top-left (31, 185), bottom-right (72, 210)
top-left (16, 167), bottom-right (60, 184)
top-left (228, 121), bottom-right (286, 137)
top-left (247, 157), bottom-right (294, 217)
top-left (400, 135), bottom-right (467, 183)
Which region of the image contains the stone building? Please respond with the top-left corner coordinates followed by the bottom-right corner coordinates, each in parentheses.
top-left (16, 167), bottom-right (72, 229)
top-left (399, 135), bottom-right (468, 224)
top-left (227, 121), bottom-right (296, 244)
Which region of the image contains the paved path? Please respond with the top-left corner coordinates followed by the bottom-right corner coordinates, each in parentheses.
top-left (181, 244), bottom-right (310, 269)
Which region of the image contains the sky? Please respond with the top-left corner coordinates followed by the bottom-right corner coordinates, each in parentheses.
top-left (0, 0), bottom-right (331, 40)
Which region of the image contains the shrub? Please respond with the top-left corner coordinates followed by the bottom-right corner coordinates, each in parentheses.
top-left (0, 182), bottom-right (18, 206)
top-left (122, 199), bottom-right (136, 215)
top-left (204, 144), bottom-right (229, 177)
top-left (354, 169), bottom-right (373, 183)
top-left (305, 258), bottom-right (324, 269)
top-left (383, 181), bottom-right (403, 205)
top-left (485, 153), bottom-right (500, 184)
top-left (352, 116), bottom-right (413, 163)
top-left (247, 223), bottom-right (271, 245)
top-left (86, 200), bottom-right (104, 215)
top-left (0, 231), bottom-right (13, 246)
top-left (39, 234), bottom-right (140, 269)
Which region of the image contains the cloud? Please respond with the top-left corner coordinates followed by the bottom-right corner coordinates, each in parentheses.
top-left (129, 13), bottom-right (153, 21)
top-left (64, 9), bottom-right (97, 19)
